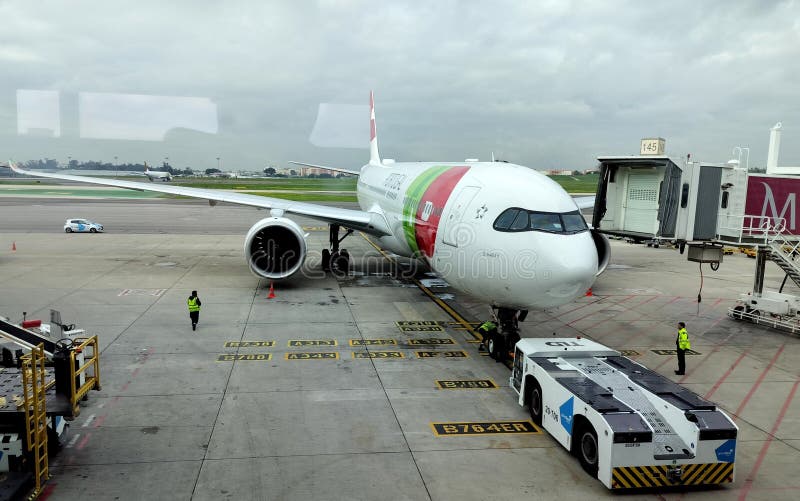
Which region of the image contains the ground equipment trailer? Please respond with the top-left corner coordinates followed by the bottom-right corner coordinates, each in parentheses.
top-left (510, 338), bottom-right (738, 489)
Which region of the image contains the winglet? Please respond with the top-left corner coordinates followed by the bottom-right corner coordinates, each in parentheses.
top-left (369, 91), bottom-right (381, 166)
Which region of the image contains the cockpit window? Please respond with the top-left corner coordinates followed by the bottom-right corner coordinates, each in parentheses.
top-left (509, 210), bottom-right (530, 231)
top-left (493, 208), bottom-right (588, 234)
top-left (561, 211), bottom-right (588, 232)
top-left (530, 213), bottom-right (563, 232)
top-left (493, 208), bottom-right (519, 230)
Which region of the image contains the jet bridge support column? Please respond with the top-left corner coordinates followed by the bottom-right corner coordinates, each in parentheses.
top-left (754, 247), bottom-right (768, 294)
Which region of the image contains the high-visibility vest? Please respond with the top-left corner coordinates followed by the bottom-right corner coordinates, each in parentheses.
top-left (478, 321), bottom-right (497, 333)
top-left (188, 297), bottom-right (200, 312)
top-left (677, 328), bottom-right (690, 350)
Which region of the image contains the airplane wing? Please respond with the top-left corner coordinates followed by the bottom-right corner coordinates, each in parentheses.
top-left (289, 161), bottom-right (361, 177)
top-left (573, 196), bottom-right (595, 210)
top-left (6, 161), bottom-right (390, 235)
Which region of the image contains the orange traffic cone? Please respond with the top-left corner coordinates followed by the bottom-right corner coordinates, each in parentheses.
top-left (11, 242), bottom-right (16, 251)
top-left (585, 287), bottom-right (593, 297)
top-left (267, 282), bottom-right (276, 299)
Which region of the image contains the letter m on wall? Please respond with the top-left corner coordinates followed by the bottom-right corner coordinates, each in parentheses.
top-left (745, 176), bottom-right (798, 233)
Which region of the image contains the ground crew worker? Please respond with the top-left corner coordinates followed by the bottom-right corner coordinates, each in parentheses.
top-left (188, 290), bottom-right (201, 331)
top-left (477, 319), bottom-right (498, 351)
top-left (675, 321), bottom-right (690, 375)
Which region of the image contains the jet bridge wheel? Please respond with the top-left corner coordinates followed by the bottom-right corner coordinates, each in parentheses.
top-left (574, 422), bottom-right (599, 478)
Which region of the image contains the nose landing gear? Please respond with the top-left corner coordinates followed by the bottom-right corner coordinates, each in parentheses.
top-left (485, 307), bottom-right (525, 362)
top-left (322, 224), bottom-right (353, 276)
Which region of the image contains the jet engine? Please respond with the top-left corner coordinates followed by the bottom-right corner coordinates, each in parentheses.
top-left (244, 217), bottom-right (307, 280)
top-left (591, 229), bottom-right (611, 276)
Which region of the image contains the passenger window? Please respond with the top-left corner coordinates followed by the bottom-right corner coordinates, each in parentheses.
top-left (493, 208), bottom-right (519, 231)
top-left (530, 213), bottom-right (562, 232)
top-left (509, 211), bottom-right (529, 231)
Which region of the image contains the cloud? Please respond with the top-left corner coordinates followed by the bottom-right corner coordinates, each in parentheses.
top-left (0, 0), bottom-right (798, 170)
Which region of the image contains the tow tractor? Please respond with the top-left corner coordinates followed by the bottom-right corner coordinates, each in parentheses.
top-left (510, 338), bottom-right (738, 489)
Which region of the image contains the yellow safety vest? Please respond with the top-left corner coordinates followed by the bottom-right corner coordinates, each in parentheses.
top-left (188, 297), bottom-right (200, 312)
top-left (677, 328), bottom-right (690, 350)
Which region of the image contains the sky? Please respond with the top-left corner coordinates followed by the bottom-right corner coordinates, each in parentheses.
top-left (1, 0), bottom-right (799, 172)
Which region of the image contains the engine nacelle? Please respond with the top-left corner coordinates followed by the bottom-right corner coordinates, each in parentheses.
top-left (244, 217), bottom-right (307, 280)
top-left (591, 229), bottom-right (611, 276)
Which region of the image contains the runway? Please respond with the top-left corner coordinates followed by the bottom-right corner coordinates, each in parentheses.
top-left (1, 198), bottom-right (799, 500)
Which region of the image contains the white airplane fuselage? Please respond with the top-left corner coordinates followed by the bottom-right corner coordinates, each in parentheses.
top-left (354, 161), bottom-right (599, 310)
top-left (145, 170), bottom-right (172, 181)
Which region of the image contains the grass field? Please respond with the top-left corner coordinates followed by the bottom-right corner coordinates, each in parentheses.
top-left (1, 172), bottom-right (599, 201)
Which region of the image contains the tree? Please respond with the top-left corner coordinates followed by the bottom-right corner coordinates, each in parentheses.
top-left (289, 169), bottom-right (297, 177)
top-left (205, 168), bottom-right (221, 175)
top-left (264, 167), bottom-right (276, 176)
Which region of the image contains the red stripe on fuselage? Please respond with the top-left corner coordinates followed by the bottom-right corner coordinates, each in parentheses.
top-left (415, 166), bottom-right (470, 258)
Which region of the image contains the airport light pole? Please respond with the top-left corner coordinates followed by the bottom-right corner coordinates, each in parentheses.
top-left (216, 156), bottom-right (220, 171)
top-left (67, 156), bottom-right (71, 169)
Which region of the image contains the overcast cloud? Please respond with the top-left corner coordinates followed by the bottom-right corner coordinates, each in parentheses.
top-left (1, 0), bottom-right (798, 171)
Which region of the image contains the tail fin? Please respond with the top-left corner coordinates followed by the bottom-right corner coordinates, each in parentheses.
top-left (369, 91), bottom-right (381, 166)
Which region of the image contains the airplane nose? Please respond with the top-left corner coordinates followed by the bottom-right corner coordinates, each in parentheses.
top-left (541, 233), bottom-right (598, 303)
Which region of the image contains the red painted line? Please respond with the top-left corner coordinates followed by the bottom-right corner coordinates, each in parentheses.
top-left (738, 378), bottom-right (800, 500)
top-left (120, 382), bottom-right (129, 392)
top-left (553, 297), bottom-right (604, 318)
top-left (734, 344), bottom-right (786, 417)
top-left (567, 294), bottom-right (636, 326)
top-left (132, 367), bottom-right (140, 377)
top-left (76, 433), bottom-right (92, 450)
top-left (38, 483), bottom-right (57, 501)
top-left (711, 297), bottom-right (725, 307)
top-left (93, 414), bottom-right (107, 428)
top-left (704, 350), bottom-right (749, 399)
top-left (679, 345), bottom-right (721, 383)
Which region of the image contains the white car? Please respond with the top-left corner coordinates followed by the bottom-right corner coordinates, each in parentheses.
top-left (64, 219), bottom-right (104, 233)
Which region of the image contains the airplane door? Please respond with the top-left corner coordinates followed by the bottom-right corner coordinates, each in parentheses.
top-left (442, 186), bottom-right (481, 247)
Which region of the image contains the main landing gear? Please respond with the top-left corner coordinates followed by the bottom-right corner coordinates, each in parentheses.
top-left (485, 307), bottom-right (527, 362)
top-left (322, 224), bottom-right (353, 276)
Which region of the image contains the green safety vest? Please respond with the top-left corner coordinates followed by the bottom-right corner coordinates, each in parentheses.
top-left (188, 297), bottom-right (200, 312)
top-left (677, 328), bottom-right (690, 350)
top-left (478, 321), bottom-right (497, 332)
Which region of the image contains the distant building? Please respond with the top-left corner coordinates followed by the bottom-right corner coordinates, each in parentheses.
top-left (545, 169), bottom-right (577, 176)
top-left (301, 167), bottom-right (341, 177)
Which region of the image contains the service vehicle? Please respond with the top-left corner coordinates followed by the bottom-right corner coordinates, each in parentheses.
top-left (510, 338), bottom-right (738, 489)
top-left (64, 218), bottom-right (104, 233)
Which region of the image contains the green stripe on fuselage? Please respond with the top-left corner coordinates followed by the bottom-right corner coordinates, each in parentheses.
top-left (402, 165), bottom-right (451, 255)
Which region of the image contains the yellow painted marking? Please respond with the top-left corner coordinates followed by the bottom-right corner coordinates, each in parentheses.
top-left (352, 351), bottom-right (404, 359)
top-left (361, 233), bottom-right (480, 339)
top-left (288, 339), bottom-right (337, 347)
top-left (619, 349), bottom-right (640, 356)
top-left (224, 341), bottom-right (274, 348)
top-left (395, 321), bottom-right (440, 327)
top-left (349, 339), bottom-right (397, 346)
top-left (407, 338), bottom-right (454, 345)
top-left (399, 325), bottom-right (443, 332)
top-left (436, 380), bottom-right (497, 389)
top-left (414, 351), bottom-right (469, 358)
top-left (285, 352), bottom-right (339, 360)
top-left (651, 349), bottom-right (701, 356)
top-left (216, 353), bottom-right (271, 362)
top-left (430, 421), bottom-right (539, 436)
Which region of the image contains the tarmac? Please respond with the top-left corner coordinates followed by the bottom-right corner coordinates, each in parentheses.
top-left (0, 198), bottom-right (799, 501)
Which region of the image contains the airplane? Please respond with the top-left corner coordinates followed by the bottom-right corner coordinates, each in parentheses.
top-left (7, 92), bottom-right (609, 353)
top-left (143, 162), bottom-right (172, 181)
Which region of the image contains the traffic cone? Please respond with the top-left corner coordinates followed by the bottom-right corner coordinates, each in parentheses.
top-left (585, 287), bottom-right (593, 297)
top-left (11, 242), bottom-right (16, 251)
top-left (267, 282), bottom-right (276, 299)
